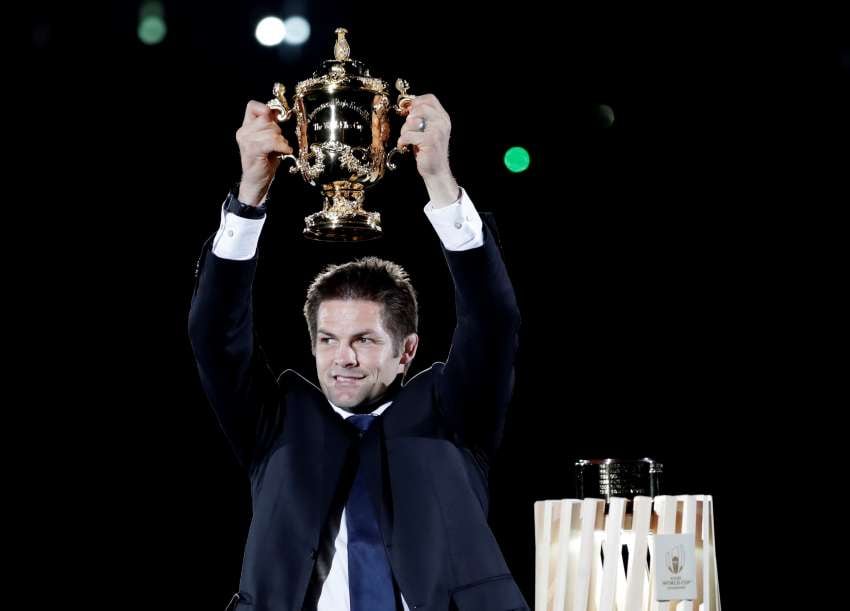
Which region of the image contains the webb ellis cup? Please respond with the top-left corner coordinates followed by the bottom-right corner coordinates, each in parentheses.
top-left (267, 27), bottom-right (417, 241)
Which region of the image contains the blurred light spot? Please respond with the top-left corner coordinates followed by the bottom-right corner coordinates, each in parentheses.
top-left (138, 16), bottom-right (167, 45)
top-left (595, 104), bottom-right (615, 127)
top-left (504, 147), bottom-right (531, 173)
top-left (138, 1), bottom-right (166, 45)
top-left (256, 17), bottom-right (287, 47)
top-left (283, 16), bottom-right (310, 45)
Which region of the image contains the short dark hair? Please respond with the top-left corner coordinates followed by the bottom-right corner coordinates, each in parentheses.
top-left (303, 257), bottom-right (418, 354)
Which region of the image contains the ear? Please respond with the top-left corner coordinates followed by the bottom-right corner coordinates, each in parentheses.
top-left (396, 333), bottom-right (419, 374)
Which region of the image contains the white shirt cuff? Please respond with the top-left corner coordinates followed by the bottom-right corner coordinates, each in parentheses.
top-left (423, 187), bottom-right (484, 251)
top-left (211, 203), bottom-right (266, 261)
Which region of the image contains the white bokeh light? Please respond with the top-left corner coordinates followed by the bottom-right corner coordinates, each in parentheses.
top-left (283, 16), bottom-right (310, 45)
top-left (255, 17), bottom-right (286, 47)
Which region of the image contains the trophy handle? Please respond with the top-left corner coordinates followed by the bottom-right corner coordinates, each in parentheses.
top-left (385, 146), bottom-right (407, 171)
top-left (392, 78), bottom-right (416, 115)
top-left (386, 78), bottom-right (416, 171)
top-left (267, 83), bottom-right (300, 174)
top-left (267, 82), bottom-right (294, 121)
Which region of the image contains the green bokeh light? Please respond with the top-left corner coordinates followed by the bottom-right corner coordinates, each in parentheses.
top-left (138, 16), bottom-right (166, 45)
top-left (503, 146), bottom-right (530, 173)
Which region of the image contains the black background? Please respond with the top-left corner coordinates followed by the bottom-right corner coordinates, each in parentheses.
top-left (26, 1), bottom-right (849, 607)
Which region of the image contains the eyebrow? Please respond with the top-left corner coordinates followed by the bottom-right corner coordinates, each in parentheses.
top-left (316, 329), bottom-right (380, 337)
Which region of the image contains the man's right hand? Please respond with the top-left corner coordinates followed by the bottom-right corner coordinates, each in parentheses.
top-left (235, 101), bottom-right (294, 206)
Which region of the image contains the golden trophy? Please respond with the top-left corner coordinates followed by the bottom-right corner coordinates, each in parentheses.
top-left (267, 27), bottom-right (416, 241)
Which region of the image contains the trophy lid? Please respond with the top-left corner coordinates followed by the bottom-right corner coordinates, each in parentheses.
top-left (295, 28), bottom-right (388, 96)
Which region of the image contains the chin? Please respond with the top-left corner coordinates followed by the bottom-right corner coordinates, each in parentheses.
top-left (328, 391), bottom-right (363, 409)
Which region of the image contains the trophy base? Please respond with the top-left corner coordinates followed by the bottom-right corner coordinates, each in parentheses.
top-left (303, 209), bottom-right (383, 242)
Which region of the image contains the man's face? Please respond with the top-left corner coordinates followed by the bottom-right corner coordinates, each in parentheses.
top-left (314, 299), bottom-right (417, 409)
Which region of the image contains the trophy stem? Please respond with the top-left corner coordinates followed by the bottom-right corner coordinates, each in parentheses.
top-left (303, 182), bottom-right (382, 241)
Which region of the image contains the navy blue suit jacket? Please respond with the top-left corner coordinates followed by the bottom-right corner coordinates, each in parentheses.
top-left (189, 221), bottom-right (527, 611)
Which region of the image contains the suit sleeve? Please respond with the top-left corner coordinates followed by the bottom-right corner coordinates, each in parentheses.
top-left (188, 240), bottom-right (282, 470)
top-left (434, 213), bottom-right (521, 463)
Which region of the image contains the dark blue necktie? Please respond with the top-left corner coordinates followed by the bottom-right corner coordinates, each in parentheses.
top-left (346, 414), bottom-right (395, 611)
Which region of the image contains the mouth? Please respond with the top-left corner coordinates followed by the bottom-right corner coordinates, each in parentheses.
top-left (333, 375), bottom-right (365, 385)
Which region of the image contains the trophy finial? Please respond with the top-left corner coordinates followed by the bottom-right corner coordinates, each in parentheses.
top-left (334, 28), bottom-right (350, 61)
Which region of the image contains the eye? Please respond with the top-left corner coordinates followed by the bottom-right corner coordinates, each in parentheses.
top-left (357, 337), bottom-right (374, 344)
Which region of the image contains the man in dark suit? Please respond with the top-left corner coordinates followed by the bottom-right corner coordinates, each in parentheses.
top-left (189, 94), bottom-right (527, 611)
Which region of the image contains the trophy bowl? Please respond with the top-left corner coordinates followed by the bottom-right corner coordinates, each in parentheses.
top-left (267, 27), bottom-right (415, 241)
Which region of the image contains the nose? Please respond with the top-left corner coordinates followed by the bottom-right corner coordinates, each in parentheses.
top-left (333, 342), bottom-right (358, 368)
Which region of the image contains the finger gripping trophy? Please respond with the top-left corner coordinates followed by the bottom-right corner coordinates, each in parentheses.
top-left (267, 27), bottom-right (416, 241)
